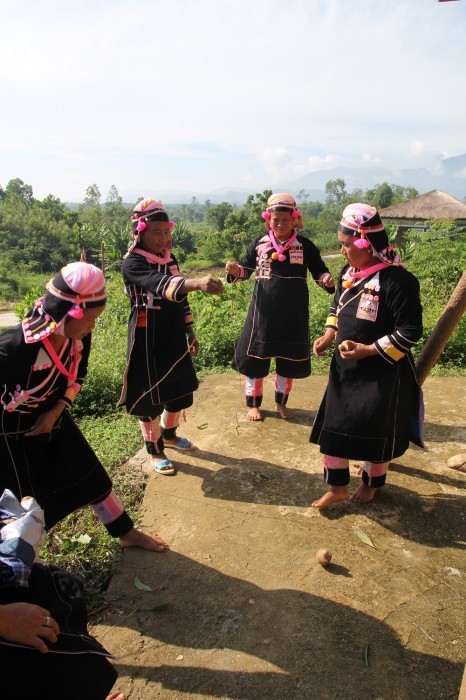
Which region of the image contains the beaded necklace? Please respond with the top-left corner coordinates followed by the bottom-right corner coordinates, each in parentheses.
top-left (268, 230), bottom-right (298, 262)
top-left (342, 261), bottom-right (390, 289)
top-left (132, 246), bottom-right (172, 265)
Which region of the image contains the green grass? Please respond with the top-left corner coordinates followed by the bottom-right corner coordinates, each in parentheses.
top-left (40, 411), bottom-right (147, 608)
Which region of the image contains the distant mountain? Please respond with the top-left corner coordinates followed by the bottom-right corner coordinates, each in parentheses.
top-left (158, 155), bottom-right (466, 206)
top-left (282, 154), bottom-right (466, 202)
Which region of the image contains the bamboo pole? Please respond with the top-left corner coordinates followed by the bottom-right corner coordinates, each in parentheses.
top-left (416, 270), bottom-right (466, 386)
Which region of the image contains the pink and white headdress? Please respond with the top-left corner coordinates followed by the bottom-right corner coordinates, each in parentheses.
top-left (126, 197), bottom-right (175, 257)
top-left (261, 193), bottom-right (303, 231)
top-left (339, 203), bottom-right (401, 265)
top-left (131, 198), bottom-right (175, 233)
top-left (22, 262), bottom-right (106, 344)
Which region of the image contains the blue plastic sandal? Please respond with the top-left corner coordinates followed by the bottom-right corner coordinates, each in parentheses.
top-left (165, 436), bottom-right (196, 451)
top-left (151, 457), bottom-right (175, 475)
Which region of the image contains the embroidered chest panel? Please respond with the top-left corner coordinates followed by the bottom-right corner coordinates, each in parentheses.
top-left (356, 274), bottom-right (381, 322)
top-left (255, 240), bottom-right (304, 280)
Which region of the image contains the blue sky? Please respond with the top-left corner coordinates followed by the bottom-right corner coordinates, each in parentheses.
top-left (1, 0), bottom-right (465, 202)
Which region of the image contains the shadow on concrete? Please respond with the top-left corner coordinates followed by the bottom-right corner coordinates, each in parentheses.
top-left (174, 451), bottom-right (466, 550)
top-left (105, 550), bottom-right (463, 700)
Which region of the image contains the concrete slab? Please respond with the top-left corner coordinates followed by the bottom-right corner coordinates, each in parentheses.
top-left (0, 312), bottom-right (19, 328)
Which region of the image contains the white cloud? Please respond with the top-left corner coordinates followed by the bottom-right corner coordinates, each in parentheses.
top-left (362, 154), bottom-right (384, 166)
top-left (408, 141), bottom-right (451, 172)
top-left (302, 155), bottom-right (344, 173)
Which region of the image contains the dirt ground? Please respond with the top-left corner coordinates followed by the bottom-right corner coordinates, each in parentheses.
top-left (93, 374), bottom-right (465, 700)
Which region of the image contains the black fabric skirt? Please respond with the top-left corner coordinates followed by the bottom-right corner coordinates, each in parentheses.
top-left (0, 411), bottom-right (113, 530)
top-left (310, 354), bottom-right (423, 462)
top-left (0, 564), bottom-right (117, 700)
top-left (122, 327), bottom-right (199, 415)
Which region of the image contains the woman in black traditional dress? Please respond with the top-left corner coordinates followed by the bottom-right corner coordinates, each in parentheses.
top-left (0, 261), bottom-right (165, 551)
top-left (0, 489), bottom-right (125, 700)
top-left (119, 198), bottom-right (223, 475)
top-left (225, 193), bottom-right (335, 421)
top-left (310, 203), bottom-right (424, 508)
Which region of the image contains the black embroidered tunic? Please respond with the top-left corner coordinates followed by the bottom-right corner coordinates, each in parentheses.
top-left (119, 252), bottom-right (199, 416)
top-left (310, 264), bottom-right (424, 462)
top-left (0, 326), bottom-right (119, 531)
top-left (228, 233), bottom-right (333, 375)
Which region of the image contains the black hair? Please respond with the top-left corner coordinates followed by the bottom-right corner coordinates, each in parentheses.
top-left (144, 211), bottom-right (169, 223)
top-left (338, 224), bottom-right (358, 237)
top-left (269, 206), bottom-right (294, 213)
top-left (131, 210), bottom-right (169, 233)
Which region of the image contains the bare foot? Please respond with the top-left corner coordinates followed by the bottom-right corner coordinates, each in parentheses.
top-left (312, 486), bottom-right (349, 510)
top-left (350, 483), bottom-right (378, 504)
top-left (276, 404), bottom-right (294, 420)
top-left (106, 692), bottom-right (126, 700)
top-left (119, 527), bottom-right (167, 551)
top-left (247, 407), bottom-right (262, 421)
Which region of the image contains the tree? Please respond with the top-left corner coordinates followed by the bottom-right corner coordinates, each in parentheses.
top-left (101, 223), bottom-right (131, 267)
top-left (391, 185), bottom-right (419, 204)
top-left (78, 222), bottom-right (103, 265)
top-left (172, 222), bottom-right (196, 256)
top-left (300, 200), bottom-right (324, 219)
top-left (297, 189), bottom-right (310, 204)
top-left (83, 184), bottom-right (101, 211)
top-left (5, 178), bottom-right (34, 205)
top-left (0, 197), bottom-right (77, 273)
top-left (366, 182), bottom-right (394, 210)
top-left (325, 179), bottom-right (347, 205)
top-left (38, 194), bottom-right (67, 221)
top-left (206, 202), bottom-right (233, 231)
top-left (103, 185), bottom-right (127, 227)
top-left (79, 184), bottom-right (102, 228)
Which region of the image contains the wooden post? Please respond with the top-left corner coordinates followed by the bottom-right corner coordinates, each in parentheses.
top-left (416, 271), bottom-right (466, 386)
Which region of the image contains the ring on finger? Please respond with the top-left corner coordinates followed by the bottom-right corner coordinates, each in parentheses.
top-left (45, 616), bottom-right (51, 627)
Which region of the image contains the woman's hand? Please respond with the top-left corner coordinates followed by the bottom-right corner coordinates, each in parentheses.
top-left (188, 335), bottom-right (199, 356)
top-left (0, 603), bottom-right (59, 653)
top-left (24, 404), bottom-right (64, 437)
top-left (181, 276), bottom-right (224, 295)
top-left (313, 329), bottom-right (336, 356)
top-left (321, 272), bottom-right (335, 288)
top-left (225, 261), bottom-right (239, 277)
top-left (198, 276), bottom-right (224, 294)
top-left (338, 340), bottom-right (377, 360)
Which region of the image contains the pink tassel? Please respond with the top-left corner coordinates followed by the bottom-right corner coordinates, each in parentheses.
top-left (354, 237), bottom-right (370, 249)
top-left (68, 305), bottom-right (84, 319)
top-left (136, 219), bottom-right (147, 232)
top-left (261, 211), bottom-right (271, 220)
top-left (292, 209), bottom-right (301, 218)
top-left (278, 254), bottom-right (286, 262)
top-left (169, 220), bottom-right (175, 229)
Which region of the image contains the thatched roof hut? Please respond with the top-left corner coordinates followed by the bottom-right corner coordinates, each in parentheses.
top-left (380, 189), bottom-right (466, 229)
